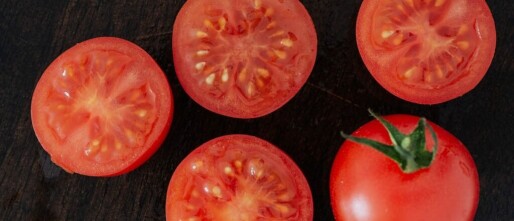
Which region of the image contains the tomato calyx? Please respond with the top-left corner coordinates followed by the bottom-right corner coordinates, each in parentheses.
top-left (341, 110), bottom-right (438, 173)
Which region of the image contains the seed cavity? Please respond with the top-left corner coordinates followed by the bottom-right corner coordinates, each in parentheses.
top-left (115, 140), bottom-right (122, 150)
top-left (392, 34), bottom-right (404, 45)
top-left (136, 109), bottom-right (147, 118)
top-left (256, 78), bottom-right (265, 88)
top-left (265, 8), bottom-right (273, 17)
top-left (404, 67), bottom-right (416, 78)
top-left (85, 140), bottom-right (101, 156)
top-left (404, 0), bottom-right (414, 8)
top-left (435, 65), bottom-right (444, 78)
top-left (458, 26), bottom-right (468, 35)
top-left (425, 74), bottom-right (433, 83)
top-left (247, 82), bottom-right (255, 96)
top-left (274, 203), bottom-right (290, 214)
top-left (254, 0), bottom-right (262, 9)
top-left (238, 68), bottom-right (247, 82)
top-left (218, 17), bottom-right (227, 30)
top-left (396, 4), bottom-right (405, 12)
top-left (278, 192), bottom-right (293, 201)
top-left (192, 160), bottom-right (203, 171)
top-left (456, 41), bottom-right (469, 50)
top-left (257, 68), bottom-right (270, 78)
top-left (101, 144), bottom-right (108, 153)
top-left (234, 160), bottom-right (243, 171)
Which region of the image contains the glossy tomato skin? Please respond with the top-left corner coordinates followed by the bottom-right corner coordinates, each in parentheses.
top-left (172, 0), bottom-right (317, 118)
top-left (330, 115), bottom-right (479, 221)
top-left (31, 37), bottom-right (173, 176)
top-left (166, 134), bottom-right (313, 221)
top-left (356, 0), bottom-right (496, 104)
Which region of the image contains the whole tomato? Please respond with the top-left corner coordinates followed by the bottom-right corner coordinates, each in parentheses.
top-left (330, 111), bottom-right (479, 220)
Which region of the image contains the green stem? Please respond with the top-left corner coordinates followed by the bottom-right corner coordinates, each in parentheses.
top-left (341, 109), bottom-right (438, 173)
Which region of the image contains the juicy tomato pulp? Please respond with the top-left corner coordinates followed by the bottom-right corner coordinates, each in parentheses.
top-left (356, 0), bottom-right (496, 104)
top-left (330, 115), bottom-right (479, 221)
top-left (166, 135), bottom-right (313, 220)
top-left (31, 37), bottom-right (173, 176)
top-left (172, 0), bottom-right (317, 118)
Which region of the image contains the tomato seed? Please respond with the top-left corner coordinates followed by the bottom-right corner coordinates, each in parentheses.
top-left (205, 74), bottom-right (215, 85)
top-left (195, 62), bottom-right (206, 71)
top-left (280, 38), bottom-right (293, 47)
top-left (196, 31), bottom-right (208, 38)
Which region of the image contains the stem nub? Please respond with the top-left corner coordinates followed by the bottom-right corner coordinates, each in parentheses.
top-left (341, 109), bottom-right (438, 173)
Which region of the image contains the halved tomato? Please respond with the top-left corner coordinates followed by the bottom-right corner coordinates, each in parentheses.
top-left (356, 0), bottom-right (496, 104)
top-left (166, 134), bottom-right (313, 220)
top-left (31, 37), bottom-right (173, 176)
top-left (172, 0), bottom-right (317, 118)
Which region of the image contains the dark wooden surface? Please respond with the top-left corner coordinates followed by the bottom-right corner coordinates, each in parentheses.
top-left (1, 0), bottom-right (513, 220)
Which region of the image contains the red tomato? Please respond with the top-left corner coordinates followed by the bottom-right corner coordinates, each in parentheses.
top-left (172, 0), bottom-right (317, 118)
top-left (31, 37), bottom-right (174, 176)
top-left (356, 0), bottom-right (496, 104)
top-left (330, 114), bottom-right (479, 220)
top-left (166, 134), bottom-right (313, 220)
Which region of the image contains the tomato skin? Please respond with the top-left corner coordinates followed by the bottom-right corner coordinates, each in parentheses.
top-left (31, 37), bottom-right (174, 176)
top-left (172, 0), bottom-right (317, 118)
top-left (356, 0), bottom-right (496, 104)
top-left (166, 134), bottom-right (313, 221)
top-left (330, 115), bottom-right (479, 221)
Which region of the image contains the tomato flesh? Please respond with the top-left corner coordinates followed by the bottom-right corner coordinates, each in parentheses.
top-left (357, 0), bottom-right (496, 104)
top-left (330, 115), bottom-right (479, 220)
top-left (166, 135), bottom-right (313, 220)
top-left (173, 0), bottom-right (317, 118)
top-left (31, 37), bottom-right (173, 176)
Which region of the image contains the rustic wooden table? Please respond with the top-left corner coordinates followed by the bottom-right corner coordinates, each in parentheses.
top-left (1, 0), bottom-right (512, 220)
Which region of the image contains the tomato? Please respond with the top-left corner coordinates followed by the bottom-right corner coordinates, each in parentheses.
top-left (31, 37), bottom-right (173, 176)
top-left (166, 134), bottom-right (313, 220)
top-left (172, 0), bottom-right (317, 118)
top-left (356, 0), bottom-right (496, 104)
top-left (330, 113), bottom-right (479, 220)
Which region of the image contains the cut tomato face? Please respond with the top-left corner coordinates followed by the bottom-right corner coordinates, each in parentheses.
top-left (166, 134), bottom-right (313, 220)
top-left (356, 0), bottom-right (496, 104)
top-left (172, 0), bottom-right (317, 118)
top-left (31, 37), bottom-right (173, 176)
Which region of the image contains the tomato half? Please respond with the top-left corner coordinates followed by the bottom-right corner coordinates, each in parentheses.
top-left (330, 114), bottom-right (479, 220)
top-left (31, 37), bottom-right (173, 176)
top-left (172, 0), bottom-right (317, 118)
top-left (166, 134), bottom-right (313, 220)
top-left (356, 0), bottom-right (496, 104)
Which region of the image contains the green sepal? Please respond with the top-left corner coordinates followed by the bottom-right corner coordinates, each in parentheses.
top-left (341, 109), bottom-right (438, 174)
